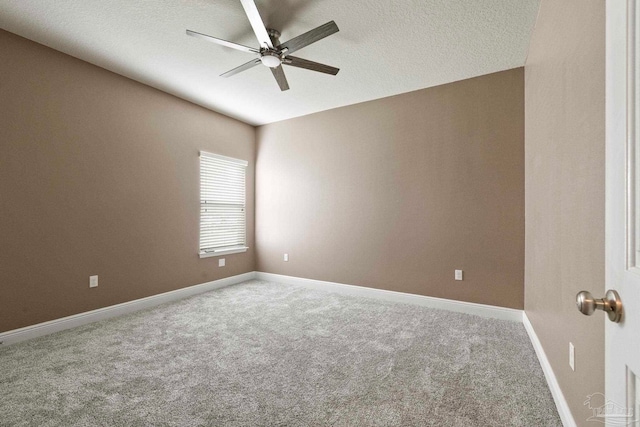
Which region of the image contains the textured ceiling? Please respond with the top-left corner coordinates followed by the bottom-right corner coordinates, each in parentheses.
top-left (0, 0), bottom-right (540, 126)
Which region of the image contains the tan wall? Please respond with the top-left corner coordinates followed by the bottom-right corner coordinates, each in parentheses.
top-left (0, 30), bottom-right (256, 333)
top-left (256, 68), bottom-right (525, 309)
top-left (524, 0), bottom-right (605, 424)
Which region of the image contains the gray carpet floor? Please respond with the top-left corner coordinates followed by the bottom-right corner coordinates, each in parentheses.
top-left (0, 280), bottom-right (561, 426)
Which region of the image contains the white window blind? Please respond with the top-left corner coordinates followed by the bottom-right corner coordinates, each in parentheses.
top-left (199, 151), bottom-right (248, 256)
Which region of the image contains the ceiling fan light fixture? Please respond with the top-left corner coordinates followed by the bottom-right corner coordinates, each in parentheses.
top-left (260, 52), bottom-right (281, 68)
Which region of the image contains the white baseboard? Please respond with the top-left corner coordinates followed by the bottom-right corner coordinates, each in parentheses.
top-left (523, 312), bottom-right (576, 427)
top-left (0, 271), bottom-right (257, 346)
top-left (255, 272), bottom-right (523, 322)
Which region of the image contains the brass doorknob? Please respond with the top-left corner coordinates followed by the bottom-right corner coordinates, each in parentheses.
top-left (576, 290), bottom-right (623, 323)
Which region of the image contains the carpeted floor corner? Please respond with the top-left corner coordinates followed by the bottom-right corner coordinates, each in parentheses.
top-left (0, 280), bottom-right (561, 426)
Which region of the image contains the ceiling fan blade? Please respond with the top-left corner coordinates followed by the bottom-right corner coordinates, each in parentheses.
top-left (277, 21), bottom-right (339, 55)
top-left (240, 0), bottom-right (274, 49)
top-left (186, 30), bottom-right (259, 53)
top-left (220, 58), bottom-right (262, 77)
top-left (283, 56), bottom-right (339, 75)
top-left (270, 65), bottom-right (290, 91)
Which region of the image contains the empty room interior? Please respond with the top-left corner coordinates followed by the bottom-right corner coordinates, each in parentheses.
top-left (2, 0), bottom-right (630, 426)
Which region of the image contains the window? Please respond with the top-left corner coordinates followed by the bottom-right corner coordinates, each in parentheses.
top-left (199, 151), bottom-right (248, 257)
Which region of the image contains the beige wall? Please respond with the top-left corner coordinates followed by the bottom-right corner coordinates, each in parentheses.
top-left (0, 30), bottom-right (256, 333)
top-left (256, 68), bottom-right (525, 309)
top-left (524, 0), bottom-right (605, 424)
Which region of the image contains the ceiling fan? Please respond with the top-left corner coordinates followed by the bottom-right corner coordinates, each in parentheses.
top-left (186, 0), bottom-right (340, 91)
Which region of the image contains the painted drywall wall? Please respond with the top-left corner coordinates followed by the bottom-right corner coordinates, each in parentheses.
top-left (0, 30), bottom-right (256, 333)
top-left (524, 0), bottom-right (605, 424)
top-left (256, 68), bottom-right (525, 309)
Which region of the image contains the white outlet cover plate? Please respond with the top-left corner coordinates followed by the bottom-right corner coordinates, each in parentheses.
top-left (218, 258), bottom-right (225, 267)
top-left (89, 275), bottom-right (98, 288)
top-left (455, 270), bottom-right (463, 281)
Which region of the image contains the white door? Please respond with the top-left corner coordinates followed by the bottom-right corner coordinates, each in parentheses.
top-left (605, 0), bottom-right (640, 425)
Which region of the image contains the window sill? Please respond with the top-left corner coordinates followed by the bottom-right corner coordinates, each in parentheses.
top-left (199, 247), bottom-right (249, 258)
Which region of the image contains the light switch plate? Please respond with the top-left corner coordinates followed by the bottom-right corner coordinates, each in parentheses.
top-left (455, 270), bottom-right (463, 281)
top-left (218, 258), bottom-right (225, 267)
top-left (284, 254), bottom-right (289, 262)
top-left (89, 275), bottom-right (98, 288)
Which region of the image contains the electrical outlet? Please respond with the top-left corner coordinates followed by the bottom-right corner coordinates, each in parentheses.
top-left (569, 342), bottom-right (575, 371)
top-left (284, 253), bottom-right (289, 262)
top-left (89, 275), bottom-right (98, 288)
top-left (218, 258), bottom-right (225, 267)
top-left (455, 270), bottom-right (463, 281)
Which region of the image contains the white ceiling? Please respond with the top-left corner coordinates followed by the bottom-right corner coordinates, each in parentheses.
top-left (0, 0), bottom-right (540, 126)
